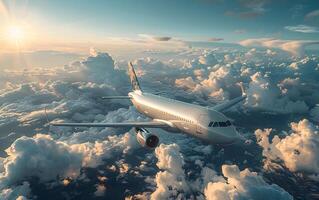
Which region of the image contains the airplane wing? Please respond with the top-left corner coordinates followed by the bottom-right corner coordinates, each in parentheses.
top-left (212, 95), bottom-right (246, 112)
top-left (212, 82), bottom-right (247, 112)
top-left (50, 120), bottom-right (170, 128)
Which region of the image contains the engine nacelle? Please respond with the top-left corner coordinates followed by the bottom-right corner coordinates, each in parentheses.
top-left (135, 127), bottom-right (159, 148)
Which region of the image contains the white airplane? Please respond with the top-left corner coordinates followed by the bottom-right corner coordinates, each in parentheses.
top-left (51, 62), bottom-right (247, 148)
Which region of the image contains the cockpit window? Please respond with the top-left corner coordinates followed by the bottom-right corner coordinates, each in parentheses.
top-left (208, 120), bottom-right (232, 127)
top-left (208, 121), bottom-right (214, 127)
top-left (226, 120), bottom-right (231, 126)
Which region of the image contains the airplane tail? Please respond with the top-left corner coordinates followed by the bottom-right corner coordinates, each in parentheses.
top-left (128, 62), bottom-right (142, 92)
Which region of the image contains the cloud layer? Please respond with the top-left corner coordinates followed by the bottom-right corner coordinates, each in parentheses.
top-left (239, 38), bottom-right (319, 55)
top-left (0, 47), bottom-right (318, 199)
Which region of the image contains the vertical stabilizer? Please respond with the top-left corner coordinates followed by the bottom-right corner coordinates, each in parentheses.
top-left (128, 62), bottom-right (142, 92)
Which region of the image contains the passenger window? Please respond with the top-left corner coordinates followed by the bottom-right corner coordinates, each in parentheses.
top-left (226, 120), bottom-right (231, 126)
top-left (213, 122), bottom-right (219, 127)
top-left (219, 122), bottom-right (227, 127)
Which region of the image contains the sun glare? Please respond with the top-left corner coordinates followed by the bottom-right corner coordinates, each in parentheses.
top-left (7, 25), bottom-right (25, 44)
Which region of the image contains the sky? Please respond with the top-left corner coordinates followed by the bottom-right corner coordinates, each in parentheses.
top-left (0, 0), bottom-right (319, 53)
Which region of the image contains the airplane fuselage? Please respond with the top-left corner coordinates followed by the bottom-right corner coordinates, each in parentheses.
top-left (129, 91), bottom-right (241, 144)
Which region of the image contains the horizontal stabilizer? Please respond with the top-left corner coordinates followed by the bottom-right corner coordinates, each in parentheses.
top-left (102, 96), bottom-right (131, 99)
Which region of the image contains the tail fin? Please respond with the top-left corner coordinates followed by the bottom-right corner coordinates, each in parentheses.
top-left (128, 62), bottom-right (142, 92)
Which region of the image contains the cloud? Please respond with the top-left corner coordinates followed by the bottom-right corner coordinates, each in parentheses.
top-left (80, 52), bottom-right (128, 84)
top-left (310, 105), bottom-right (319, 122)
top-left (0, 129), bottom-right (139, 197)
top-left (245, 72), bottom-right (309, 114)
top-left (0, 49), bottom-right (318, 199)
top-left (305, 9), bottom-right (319, 19)
top-left (285, 25), bottom-right (319, 33)
top-left (204, 165), bottom-right (293, 200)
top-left (138, 34), bottom-right (172, 42)
top-left (0, 182), bottom-right (31, 200)
top-left (174, 48), bottom-right (318, 115)
top-left (152, 36), bottom-right (172, 42)
top-left (1, 134), bottom-right (83, 185)
top-left (175, 63), bottom-right (239, 101)
top-left (150, 143), bottom-right (292, 200)
top-left (255, 119), bottom-right (319, 178)
top-left (208, 37), bottom-right (224, 42)
top-left (94, 184), bottom-right (106, 196)
top-left (151, 144), bottom-right (188, 200)
top-left (239, 38), bottom-right (319, 55)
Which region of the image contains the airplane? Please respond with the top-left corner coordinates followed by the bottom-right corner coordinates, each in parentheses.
top-left (51, 62), bottom-right (247, 148)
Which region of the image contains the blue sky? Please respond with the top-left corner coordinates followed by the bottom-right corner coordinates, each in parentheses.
top-left (0, 0), bottom-right (318, 53)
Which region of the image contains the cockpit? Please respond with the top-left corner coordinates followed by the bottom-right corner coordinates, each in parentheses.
top-left (208, 120), bottom-right (232, 127)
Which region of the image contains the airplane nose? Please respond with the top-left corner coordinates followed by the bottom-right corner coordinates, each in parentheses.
top-left (209, 127), bottom-right (241, 144)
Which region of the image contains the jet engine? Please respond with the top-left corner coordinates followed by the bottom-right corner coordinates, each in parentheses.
top-left (135, 127), bottom-right (159, 148)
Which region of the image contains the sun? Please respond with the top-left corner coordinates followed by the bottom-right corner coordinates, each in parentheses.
top-left (7, 25), bottom-right (25, 44)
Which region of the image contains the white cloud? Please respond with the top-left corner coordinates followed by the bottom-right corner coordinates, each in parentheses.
top-left (198, 52), bottom-right (218, 65)
top-left (239, 38), bottom-right (319, 55)
top-left (151, 144), bottom-right (188, 200)
top-left (285, 25), bottom-right (319, 33)
top-left (1, 134), bottom-right (83, 185)
top-left (204, 165), bottom-right (293, 200)
top-left (175, 63), bottom-right (240, 101)
top-left (0, 48), bottom-right (318, 199)
top-left (255, 119), bottom-right (319, 178)
top-left (245, 72), bottom-right (309, 114)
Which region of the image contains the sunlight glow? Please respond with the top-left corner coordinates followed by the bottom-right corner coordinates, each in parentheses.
top-left (7, 25), bottom-right (25, 43)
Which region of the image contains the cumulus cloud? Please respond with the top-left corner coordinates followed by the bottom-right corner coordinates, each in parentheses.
top-left (151, 144), bottom-right (188, 200)
top-left (149, 143), bottom-right (292, 200)
top-left (175, 64), bottom-right (238, 101)
top-left (204, 165), bottom-right (293, 200)
top-left (245, 72), bottom-right (309, 114)
top-left (0, 130), bottom-right (139, 198)
top-left (255, 119), bottom-right (319, 178)
top-left (1, 134), bottom-right (83, 185)
top-left (239, 38), bottom-right (319, 55)
top-left (285, 25), bottom-right (319, 33)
